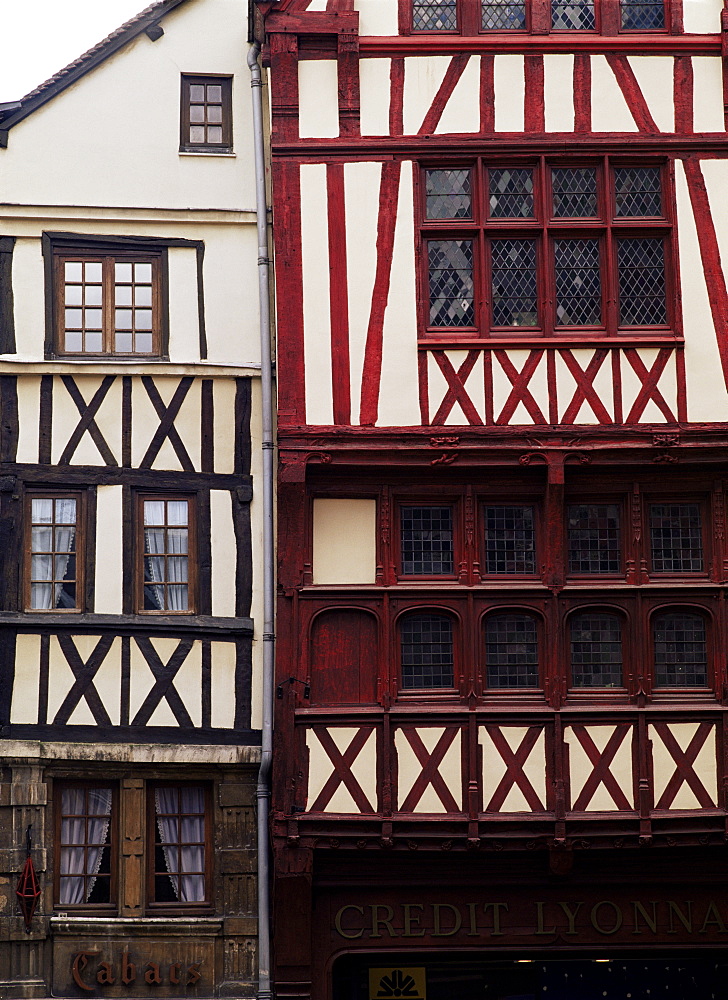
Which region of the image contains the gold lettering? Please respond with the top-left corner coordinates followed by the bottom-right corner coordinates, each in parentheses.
top-left (632, 901), bottom-right (658, 935)
top-left (667, 900), bottom-right (693, 934)
top-left (467, 902), bottom-right (479, 937)
top-left (403, 904), bottom-right (426, 938)
top-left (699, 902), bottom-right (728, 934)
top-left (483, 902), bottom-right (508, 936)
top-left (121, 951), bottom-right (136, 985)
top-left (535, 902), bottom-right (556, 935)
top-left (335, 904), bottom-right (365, 939)
top-left (96, 962), bottom-right (116, 985)
top-left (371, 904), bottom-right (396, 939)
top-left (71, 953), bottom-right (100, 993)
top-left (187, 963), bottom-right (202, 985)
top-left (169, 963), bottom-right (181, 985)
top-left (558, 901), bottom-right (584, 935)
top-left (433, 903), bottom-right (462, 937)
top-left (591, 901), bottom-right (623, 935)
top-left (144, 962), bottom-right (162, 985)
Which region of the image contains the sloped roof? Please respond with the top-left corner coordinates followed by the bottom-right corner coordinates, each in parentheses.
top-left (0, 0), bottom-right (189, 136)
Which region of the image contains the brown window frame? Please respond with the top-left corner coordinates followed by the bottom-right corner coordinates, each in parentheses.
top-left (146, 782), bottom-right (213, 913)
top-left (135, 494), bottom-right (198, 615)
top-left (54, 781), bottom-right (117, 911)
top-left (52, 247), bottom-right (163, 358)
top-left (24, 489), bottom-right (86, 613)
top-left (180, 74), bottom-right (233, 153)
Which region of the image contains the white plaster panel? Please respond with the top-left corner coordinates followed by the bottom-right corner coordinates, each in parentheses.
top-left (491, 350), bottom-right (548, 425)
top-left (51, 376), bottom-right (122, 466)
top-left (377, 163), bottom-right (421, 426)
top-left (693, 58), bottom-right (726, 132)
top-left (674, 159), bottom-right (728, 420)
top-left (312, 498), bottom-right (377, 584)
top-left (8, 239), bottom-right (45, 361)
top-left (76, 636), bottom-right (121, 726)
top-left (210, 489), bottom-right (236, 618)
top-left (10, 635), bottom-right (41, 724)
top-left (395, 727), bottom-right (462, 813)
top-left (247, 378), bottom-right (264, 733)
top-left (95, 486), bottom-right (124, 615)
top-left (307, 0), bottom-right (328, 9)
top-left (355, 0), bottom-right (398, 35)
top-left (626, 57), bottom-right (674, 133)
top-left (703, 160), bottom-right (728, 284)
top-left (210, 642), bottom-right (236, 729)
top-left (212, 378), bottom-right (237, 474)
top-left (650, 722), bottom-right (717, 809)
top-left (544, 54), bottom-right (574, 133)
top-left (435, 56), bottom-right (480, 134)
top-left (591, 55), bottom-right (638, 132)
top-left (494, 55), bottom-right (525, 132)
top-left (306, 728), bottom-right (377, 812)
top-left (345, 161), bottom-right (382, 421)
top-left (202, 226), bottom-right (260, 367)
top-left (47, 634), bottom-right (104, 725)
top-left (299, 60), bottom-right (340, 138)
top-left (360, 58), bottom-right (392, 136)
top-left (150, 639), bottom-right (201, 728)
top-left (143, 636), bottom-right (188, 727)
top-left (565, 725), bottom-right (634, 812)
top-left (619, 346), bottom-right (676, 423)
top-left (403, 57), bottom-right (451, 135)
top-left (555, 349), bottom-right (614, 424)
top-left (16, 376), bottom-right (40, 464)
top-left (683, 0), bottom-right (722, 33)
top-left (480, 726), bottom-right (546, 813)
top-left (129, 637), bottom-right (159, 724)
top-left (167, 247), bottom-right (200, 363)
top-left (131, 376), bottom-right (201, 470)
top-left (301, 163), bottom-right (334, 425)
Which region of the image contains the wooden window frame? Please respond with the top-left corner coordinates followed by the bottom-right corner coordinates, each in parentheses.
top-left (24, 489), bottom-right (87, 613)
top-left (645, 495), bottom-right (710, 579)
top-left (565, 495), bottom-right (625, 581)
top-left (54, 781), bottom-right (118, 912)
top-left (396, 499), bottom-right (460, 581)
top-left (650, 605), bottom-right (713, 694)
top-left (52, 247), bottom-right (163, 358)
top-left (397, 606), bottom-right (461, 697)
top-left (479, 499), bottom-right (541, 580)
top-left (134, 493), bottom-right (198, 615)
top-left (180, 74), bottom-right (233, 153)
top-left (565, 605), bottom-right (629, 693)
top-left (482, 608), bottom-right (544, 692)
top-left (146, 782), bottom-right (213, 914)
top-left (416, 157), bottom-right (677, 346)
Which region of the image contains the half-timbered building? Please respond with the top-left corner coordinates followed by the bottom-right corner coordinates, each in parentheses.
top-left (0, 1), bottom-right (266, 996)
top-left (263, 0), bottom-right (728, 996)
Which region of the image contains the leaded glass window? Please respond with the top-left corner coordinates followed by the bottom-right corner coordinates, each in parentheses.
top-left (428, 240), bottom-right (475, 327)
top-left (484, 506), bottom-right (536, 574)
top-left (482, 1), bottom-right (526, 29)
top-left (491, 239), bottom-right (538, 327)
top-left (489, 168), bottom-right (534, 218)
top-left (401, 506), bottom-right (454, 575)
top-left (653, 612), bottom-right (707, 687)
top-left (552, 167), bottom-right (598, 218)
top-left (426, 169), bottom-right (472, 220)
top-left (485, 614), bottom-right (539, 688)
top-left (621, 0), bottom-right (664, 30)
top-left (568, 504), bottom-right (621, 574)
top-left (413, 0), bottom-right (457, 30)
top-left (650, 503), bottom-right (704, 573)
top-left (570, 613), bottom-right (623, 687)
top-left (555, 239), bottom-right (602, 326)
top-left (401, 614), bottom-right (454, 688)
top-left (615, 167), bottom-right (662, 217)
top-left (552, 0), bottom-right (596, 29)
top-left (617, 238), bottom-right (667, 326)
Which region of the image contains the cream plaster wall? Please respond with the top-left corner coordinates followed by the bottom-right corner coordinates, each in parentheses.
top-left (355, 0), bottom-right (398, 36)
top-left (494, 55), bottom-right (525, 132)
top-left (626, 56), bottom-right (674, 133)
top-left (435, 56), bottom-right (480, 134)
top-left (591, 55), bottom-right (638, 132)
top-left (683, 0), bottom-right (722, 33)
top-left (131, 375), bottom-right (202, 470)
top-left (9, 239), bottom-right (45, 362)
top-left (565, 725), bottom-right (633, 812)
top-left (210, 642), bottom-right (237, 729)
top-left (480, 727), bottom-right (546, 813)
top-left (10, 635), bottom-right (41, 724)
top-left (395, 727), bottom-right (462, 813)
top-left (15, 376), bottom-right (41, 463)
top-left (692, 58), bottom-right (726, 133)
top-left (167, 247), bottom-right (201, 363)
top-left (403, 57), bottom-right (451, 134)
top-left (50, 376), bottom-right (122, 466)
top-left (543, 54), bottom-right (574, 132)
top-left (95, 486), bottom-right (124, 614)
top-left (306, 727), bottom-right (377, 812)
top-left (212, 377), bottom-right (237, 474)
top-left (650, 722), bottom-right (717, 809)
top-left (360, 58), bottom-right (392, 136)
top-left (210, 489), bottom-right (237, 618)
top-left (299, 61), bottom-right (340, 138)
top-left (312, 498), bottom-right (377, 585)
top-left (301, 163), bottom-right (334, 425)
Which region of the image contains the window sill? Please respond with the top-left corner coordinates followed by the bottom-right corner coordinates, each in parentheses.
top-left (50, 915), bottom-right (222, 933)
top-left (418, 335), bottom-right (683, 349)
top-left (179, 150), bottom-right (236, 158)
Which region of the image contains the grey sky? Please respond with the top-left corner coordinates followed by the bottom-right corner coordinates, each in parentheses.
top-left (1, 1), bottom-right (148, 103)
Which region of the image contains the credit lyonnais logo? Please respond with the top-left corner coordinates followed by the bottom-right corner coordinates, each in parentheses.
top-left (369, 967), bottom-right (426, 999)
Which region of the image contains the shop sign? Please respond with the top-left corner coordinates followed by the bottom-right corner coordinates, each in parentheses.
top-left (70, 951), bottom-right (203, 991)
top-left (369, 967), bottom-right (426, 999)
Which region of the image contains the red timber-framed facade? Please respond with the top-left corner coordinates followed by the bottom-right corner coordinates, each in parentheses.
top-left (259, 0), bottom-right (728, 996)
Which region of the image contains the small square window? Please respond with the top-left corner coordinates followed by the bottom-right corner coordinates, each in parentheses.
top-left (400, 505), bottom-right (454, 576)
top-left (181, 75), bottom-right (232, 152)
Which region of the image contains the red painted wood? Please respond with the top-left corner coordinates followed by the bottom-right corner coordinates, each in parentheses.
top-left (359, 161), bottom-right (401, 425)
top-left (480, 54), bottom-right (495, 133)
top-left (417, 348), bottom-right (430, 424)
top-left (309, 609), bottom-right (378, 704)
top-left (483, 725), bottom-right (545, 812)
top-left (675, 345), bottom-right (687, 422)
top-left (308, 725), bottom-right (377, 812)
top-left (623, 347), bottom-right (676, 422)
top-left (326, 164), bottom-right (352, 424)
top-left (546, 348), bottom-right (558, 424)
top-left (389, 57), bottom-right (405, 135)
top-left (418, 53), bottom-right (471, 135)
top-left (273, 160), bottom-right (306, 426)
top-left (652, 720), bottom-right (715, 809)
top-left (611, 347), bottom-right (624, 423)
top-left (483, 348), bottom-right (495, 424)
top-left (397, 726), bottom-right (461, 812)
top-left (269, 31), bottom-right (300, 144)
top-left (338, 26), bottom-right (361, 139)
top-left (673, 55), bottom-right (694, 134)
top-left (559, 348), bottom-right (612, 424)
top-left (569, 723), bottom-right (633, 811)
top-left (494, 350), bottom-right (548, 425)
top-left (524, 55), bottom-right (545, 133)
top-left (605, 53), bottom-right (660, 133)
top-left (359, 35), bottom-right (720, 57)
top-left (430, 350), bottom-right (483, 425)
top-left (573, 52), bottom-right (592, 133)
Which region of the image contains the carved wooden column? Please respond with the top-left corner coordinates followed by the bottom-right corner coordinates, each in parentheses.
top-left (119, 777), bottom-right (144, 916)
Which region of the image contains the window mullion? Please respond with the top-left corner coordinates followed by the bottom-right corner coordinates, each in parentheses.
top-left (539, 157), bottom-right (553, 335)
top-left (103, 256), bottom-right (114, 354)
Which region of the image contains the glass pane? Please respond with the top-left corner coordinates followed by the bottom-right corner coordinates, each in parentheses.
top-left (486, 614), bottom-right (539, 688)
top-left (136, 333), bottom-right (153, 353)
top-left (180, 786), bottom-right (205, 813)
top-left (552, 0), bottom-right (595, 29)
top-left (135, 309), bottom-right (153, 331)
top-left (31, 555), bottom-right (53, 581)
top-left (84, 308), bottom-right (102, 330)
top-left (489, 168), bottom-right (534, 218)
top-left (30, 583), bottom-right (51, 609)
top-left (60, 848), bottom-right (85, 876)
top-left (56, 498), bottom-right (76, 523)
top-left (190, 104), bottom-right (205, 123)
top-left (207, 84), bottom-right (222, 102)
top-left (65, 261), bottom-right (83, 281)
top-left (425, 169), bottom-right (472, 220)
top-left (65, 285), bottom-right (82, 306)
top-left (401, 506), bottom-right (453, 575)
top-left (649, 503), bottom-right (703, 573)
top-left (115, 286), bottom-right (132, 306)
top-left (190, 126), bottom-right (206, 144)
top-left (144, 501), bottom-right (166, 525)
top-left (64, 309), bottom-right (83, 329)
top-left (401, 615), bottom-right (454, 688)
top-left (135, 263), bottom-right (152, 282)
top-left (55, 554), bottom-right (74, 579)
top-left (568, 503), bottom-right (621, 573)
top-left (168, 557), bottom-right (188, 583)
top-left (491, 239), bottom-right (538, 327)
top-left (617, 238), bottom-right (666, 325)
top-left (621, 1), bottom-right (664, 29)
top-left (115, 309), bottom-right (133, 330)
top-left (614, 167), bottom-right (662, 216)
top-left (168, 500), bottom-right (189, 526)
top-left (168, 528), bottom-right (189, 554)
top-left (135, 285), bottom-right (152, 306)
top-left (207, 126), bottom-right (223, 143)
top-left (32, 527), bottom-right (53, 551)
top-left (208, 105), bottom-right (222, 124)
top-left (115, 333), bottom-right (133, 352)
top-left (654, 613), bottom-right (707, 687)
top-left (428, 240), bottom-right (475, 327)
top-left (168, 585), bottom-right (189, 611)
top-left (571, 613), bottom-right (623, 687)
top-left (85, 284), bottom-right (102, 306)
top-left (65, 332), bottom-right (83, 352)
top-left (552, 167), bottom-right (598, 217)
top-left (482, 1), bottom-right (527, 29)
top-left (189, 85), bottom-right (205, 102)
top-left (413, 0), bottom-right (457, 30)
top-left (85, 262), bottom-right (102, 282)
top-left (85, 332), bottom-right (103, 352)
top-left (555, 239), bottom-right (602, 325)
top-left (115, 262), bottom-right (133, 282)
top-left (32, 499), bottom-right (53, 523)
top-left (484, 506), bottom-right (535, 574)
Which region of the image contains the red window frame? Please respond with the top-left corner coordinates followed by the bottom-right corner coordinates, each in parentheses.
top-left (416, 157), bottom-right (678, 346)
top-left (482, 607), bottom-right (544, 692)
top-left (396, 499), bottom-right (460, 581)
top-left (565, 495), bottom-right (626, 581)
top-left (645, 495), bottom-right (710, 579)
top-left (397, 606), bottom-right (462, 696)
top-left (565, 605), bottom-right (629, 693)
top-left (649, 604), bottom-right (713, 693)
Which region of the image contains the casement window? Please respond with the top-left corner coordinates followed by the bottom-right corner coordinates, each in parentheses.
top-left (56, 784), bottom-right (115, 907)
top-left (569, 612), bottom-right (624, 688)
top-left (180, 75), bottom-right (233, 153)
top-left (567, 503), bottom-right (621, 575)
top-left (400, 504), bottom-right (455, 576)
top-left (54, 249), bottom-right (161, 356)
top-left (483, 505), bottom-right (536, 575)
top-left (649, 503), bottom-right (704, 574)
top-left (400, 612), bottom-right (455, 689)
top-left (25, 492), bottom-right (84, 612)
top-left (137, 496), bottom-right (196, 613)
top-left (484, 613), bottom-right (539, 688)
top-left (409, 0), bottom-right (667, 33)
top-left (420, 160), bottom-right (673, 342)
top-left (653, 611), bottom-right (708, 687)
top-left (149, 785), bottom-right (211, 908)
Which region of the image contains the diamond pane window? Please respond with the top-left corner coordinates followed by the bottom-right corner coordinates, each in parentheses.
top-left (491, 239), bottom-right (538, 327)
top-left (614, 167), bottom-right (662, 217)
top-left (484, 506), bottom-right (536, 574)
top-left (401, 614), bottom-right (454, 689)
top-left (428, 240), bottom-right (475, 327)
top-left (413, 0), bottom-right (457, 30)
top-left (401, 506), bottom-right (454, 575)
top-left (555, 239), bottom-right (602, 326)
top-left (568, 504), bottom-right (621, 574)
top-left (570, 613), bottom-right (623, 687)
top-left (653, 613), bottom-right (707, 687)
top-left (649, 503), bottom-right (704, 573)
top-left (621, 0), bottom-right (664, 29)
top-left (552, 167), bottom-right (598, 218)
top-left (552, 0), bottom-right (595, 29)
top-left (426, 169), bottom-right (472, 220)
top-left (489, 168), bottom-right (534, 218)
top-left (485, 614), bottom-right (539, 688)
top-left (482, 1), bottom-right (527, 30)
top-left (617, 238), bottom-right (667, 326)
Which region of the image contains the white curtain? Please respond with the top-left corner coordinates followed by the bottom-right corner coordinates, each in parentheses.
top-left (54, 499), bottom-right (77, 608)
top-left (166, 527), bottom-right (188, 611)
top-left (144, 523), bottom-right (166, 610)
top-left (30, 499), bottom-right (76, 610)
top-left (59, 786), bottom-right (112, 905)
top-left (155, 787), bottom-right (205, 902)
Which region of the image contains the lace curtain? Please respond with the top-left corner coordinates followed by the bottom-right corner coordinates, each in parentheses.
top-left (59, 786), bottom-right (112, 905)
top-left (144, 500), bottom-right (188, 611)
top-left (155, 787), bottom-right (205, 902)
top-left (31, 498), bottom-right (76, 610)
